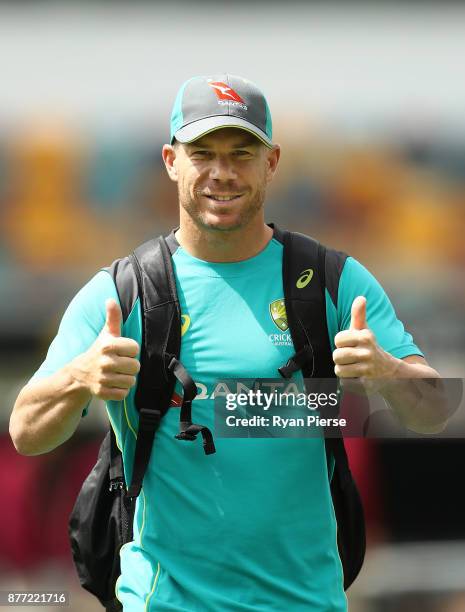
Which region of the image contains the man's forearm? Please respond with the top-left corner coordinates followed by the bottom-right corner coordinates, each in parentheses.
top-left (10, 301), bottom-right (140, 457)
top-left (9, 362), bottom-right (91, 456)
top-left (379, 358), bottom-right (447, 434)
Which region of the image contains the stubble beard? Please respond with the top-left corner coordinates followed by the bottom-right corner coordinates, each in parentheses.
top-left (178, 181), bottom-right (267, 233)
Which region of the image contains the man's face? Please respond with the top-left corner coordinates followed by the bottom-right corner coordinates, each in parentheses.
top-left (162, 128), bottom-right (280, 232)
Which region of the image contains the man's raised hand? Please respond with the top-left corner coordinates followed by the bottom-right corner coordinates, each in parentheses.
top-left (333, 296), bottom-right (398, 383)
top-left (71, 299), bottom-right (140, 401)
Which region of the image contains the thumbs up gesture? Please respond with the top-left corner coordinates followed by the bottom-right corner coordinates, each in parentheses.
top-left (104, 298), bottom-right (123, 337)
top-left (333, 296), bottom-right (397, 383)
top-left (349, 295), bottom-right (367, 332)
top-left (72, 299), bottom-right (140, 401)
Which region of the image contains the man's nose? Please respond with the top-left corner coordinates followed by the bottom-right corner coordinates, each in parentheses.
top-left (209, 155), bottom-right (237, 181)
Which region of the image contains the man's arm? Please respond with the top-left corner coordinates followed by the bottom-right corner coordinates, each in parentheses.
top-left (380, 354), bottom-right (447, 433)
top-left (9, 299), bottom-right (140, 456)
top-left (333, 296), bottom-right (447, 433)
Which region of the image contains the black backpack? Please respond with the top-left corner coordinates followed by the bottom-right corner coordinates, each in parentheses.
top-left (69, 224), bottom-right (366, 611)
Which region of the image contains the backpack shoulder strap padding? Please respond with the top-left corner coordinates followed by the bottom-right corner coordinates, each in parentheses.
top-left (104, 257), bottom-right (139, 324)
top-left (275, 226), bottom-right (335, 378)
top-left (324, 246), bottom-right (349, 315)
top-left (107, 236), bottom-right (182, 499)
top-left (131, 236), bottom-right (181, 390)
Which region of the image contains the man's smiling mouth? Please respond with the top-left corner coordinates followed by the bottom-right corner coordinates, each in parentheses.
top-left (203, 194), bottom-right (244, 202)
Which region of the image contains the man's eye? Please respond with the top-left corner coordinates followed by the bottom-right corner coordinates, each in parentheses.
top-left (191, 150), bottom-right (210, 157)
top-left (234, 150), bottom-right (252, 157)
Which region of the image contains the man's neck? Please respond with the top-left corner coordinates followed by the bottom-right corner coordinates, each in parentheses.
top-left (175, 219), bottom-right (273, 263)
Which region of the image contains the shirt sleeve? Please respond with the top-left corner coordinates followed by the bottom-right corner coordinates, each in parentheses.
top-left (29, 270), bottom-right (120, 382)
top-left (336, 257), bottom-right (424, 359)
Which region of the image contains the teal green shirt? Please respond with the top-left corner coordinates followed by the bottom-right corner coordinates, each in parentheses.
top-left (32, 238), bottom-right (422, 611)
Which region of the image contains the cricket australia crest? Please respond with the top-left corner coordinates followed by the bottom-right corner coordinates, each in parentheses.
top-left (269, 299), bottom-right (289, 332)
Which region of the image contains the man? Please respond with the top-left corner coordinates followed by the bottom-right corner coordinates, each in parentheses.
top-left (10, 74), bottom-right (442, 611)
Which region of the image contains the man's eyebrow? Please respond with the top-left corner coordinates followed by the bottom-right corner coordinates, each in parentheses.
top-left (185, 141), bottom-right (210, 149)
top-left (233, 139), bottom-right (260, 148)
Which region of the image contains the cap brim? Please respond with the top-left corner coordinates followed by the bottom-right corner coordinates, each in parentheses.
top-left (173, 116), bottom-right (273, 148)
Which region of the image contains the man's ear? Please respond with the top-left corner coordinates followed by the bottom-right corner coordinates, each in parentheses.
top-left (265, 144), bottom-right (281, 183)
top-left (162, 144), bottom-right (178, 182)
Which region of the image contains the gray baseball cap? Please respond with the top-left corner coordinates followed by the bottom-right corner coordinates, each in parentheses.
top-left (170, 74), bottom-right (273, 148)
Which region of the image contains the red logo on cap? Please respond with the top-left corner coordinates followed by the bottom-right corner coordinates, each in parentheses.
top-left (208, 81), bottom-right (245, 103)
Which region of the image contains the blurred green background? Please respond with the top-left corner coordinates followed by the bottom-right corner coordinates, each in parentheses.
top-left (0, 2), bottom-right (464, 611)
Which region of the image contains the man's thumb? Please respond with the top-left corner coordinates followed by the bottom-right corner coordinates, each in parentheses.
top-left (350, 296), bottom-right (367, 331)
top-left (104, 299), bottom-right (122, 337)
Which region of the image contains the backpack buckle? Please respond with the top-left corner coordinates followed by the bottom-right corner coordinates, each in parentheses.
top-left (175, 422), bottom-right (216, 455)
top-left (278, 358), bottom-right (297, 379)
top-left (278, 346), bottom-right (312, 378)
top-left (175, 421), bottom-right (197, 441)
top-left (109, 479), bottom-right (125, 492)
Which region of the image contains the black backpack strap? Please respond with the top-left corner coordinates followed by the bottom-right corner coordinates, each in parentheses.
top-left (276, 225), bottom-right (350, 471)
top-left (125, 234), bottom-right (215, 498)
top-left (324, 437), bottom-right (351, 487)
top-left (105, 255), bottom-right (158, 500)
top-left (169, 357), bottom-right (215, 455)
top-left (272, 225), bottom-right (334, 378)
top-left (131, 235), bottom-right (180, 405)
top-left (109, 232), bottom-right (215, 501)
top-left (104, 257), bottom-right (139, 323)
top-left (125, 236), bottom-right (181, 499)
top-left (108, 428), bottom-right (124, 491)
top-left (164, 229), bottom-right (180, 256)
top-left (275, 224), bottom-right (365, 590)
